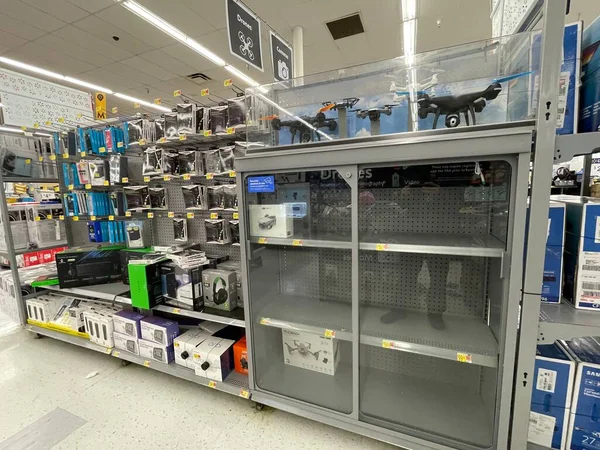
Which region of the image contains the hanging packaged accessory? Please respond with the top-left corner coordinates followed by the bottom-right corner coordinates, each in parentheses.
top-left (176, 103), bottom-right (196, 135)
top-left (229, 220), bottom-right (240, 245)
top-left (124, 186), bottom-right (150, 211)
top-left (109, 155), bottom-right (128, 185)
top-left (148, 187), bottom-right (167, 209)
top-left (143, 147), bottom-right (162, 176)
top-left (210, 105), bottom-right (228, 134)
top-left (205, 219), bottom-right (229, 244)
top-left (222, 185), bottom-right (238, 210)
top-left (162, 151), bottom-right (179, 175)
top-left (227, 96), bottom-right (246, 128)
top-left (204, 149), bottom-right (221, 174)
top-left (89, 160), bottom-right (108, 186)
top-left (182, 185), bottom-right (207, 210)
top-left (164, 113), bottom-right (178, 138)
top-left (219, 146), bottom-right (235, 173)
top-left (178, 150), bottom-right (203, 175)
top-left (207, 186), bottom-right (225, 210)
top-left (173, 218), bottom-right (188, 242)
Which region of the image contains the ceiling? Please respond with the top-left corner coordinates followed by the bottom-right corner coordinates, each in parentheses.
top-left (0, 0), bottom-right (599, 115)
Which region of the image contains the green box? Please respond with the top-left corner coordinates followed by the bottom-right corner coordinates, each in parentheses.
top-left (129, 261), bottom-right (164, 310)
top-left (120, 248), bottom-right (154, 284)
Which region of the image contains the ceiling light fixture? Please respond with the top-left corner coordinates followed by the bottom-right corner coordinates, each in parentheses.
top-left (114, 93), bottom-right (171, 112)
top-left (0, 57), bottom-right (63, 81)
top-left (121, 0), bottom-right (266, 92)
top-left (64, 77), bottom-right (113, 94)
top-left (0, 126), bottom-right (24, 134)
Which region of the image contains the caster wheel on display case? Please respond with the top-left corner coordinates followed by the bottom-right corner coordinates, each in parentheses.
top-left (255, 402), bottom-right (265, 411)
top-left (121, 360), bottom-right (130, 367)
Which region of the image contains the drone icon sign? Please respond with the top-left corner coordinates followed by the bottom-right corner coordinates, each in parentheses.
top-left (226, 0), bottom-right (263, 72)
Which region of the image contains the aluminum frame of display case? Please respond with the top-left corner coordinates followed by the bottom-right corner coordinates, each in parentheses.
top-left (237, 122), bottom-right (534, 450)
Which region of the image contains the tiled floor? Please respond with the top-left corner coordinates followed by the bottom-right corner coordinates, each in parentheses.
top-left (0, 328), bottom-right (396, 450)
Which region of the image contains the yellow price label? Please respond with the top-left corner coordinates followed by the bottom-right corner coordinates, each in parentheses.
top-left (240, 389), bottom-right (250, 399)
top-left (112, 107), bottom-right (118, 114)
top-left (73, 216), bottom-right (80, 222)
top-left (49, 154), bottom-right (56, 161)
top-left (163, 175), bottom-right (171, 181)
top-left (25, 159), bottom-right (31, 165)
top-left (45, 121), bottom-right (52, 127)
top-left (113, 351), bottom-right (120, 357)
top-left (173, 89), bottom-right (182, 97)
top-left (158, 137), bottom-right (167, 143)
top-left (85, 184), bottom-right (91, 189)
top-left (193, 354), bottom-right (200, 360)
top-left (233, 212), bottom-right (239, 220)
top-left (143, 360), bottom-right (150, 367)
top-left (121, 177), bottom-right (128, 183)
top-left (117, 142), bottom-right (123, 148)
top-left (67, 184), bottom-right (74, 190)
top-left (90, 216), bottom-right (96, 221)
top-left (172, 308), bottom-right (180, 314)
top-left (62, 153), bottom-right (69, 159)
top-left (226, 127), bottom-right (235, 134)
top-left (103, 180), bottom-right (110, 186)
top-left (38, 156), bottom-right (44, 162)
top-left (80, 152), bottom-right (86, 157)
top-left (108, 215), bottom-right (115, 221)
top-left (174, 342), bottom-right (180, 348)
top-left (179, 134), bottom-right (186, 141)
top-left (375, 243), bottom-right (389, 251)
top-left (208, 381), bottom-right (217, 389)
top-left (154, 98), bottom-right (161, 105)
top-left (186, 212), bottom-right (195, 219)
top-left (292, 239), bottom-right (303, 246)
top-left (147, 212), bottom-right (154, 219)
top-left (224, 79), bottom-right (233, 87)
top-left (382, 340), bottom-right (393, 349)
top-left (203, 130), bottom-right (212, 137)
top-left (457, 353), bottom-right (472, 364)
top-left (99, 147), bottom-right (106, 153)
top-left (206, 173), bottom-right (214, 180)
top-left (33, 123), bottom-right (40, 129)
top-left (46, 216), bottom-right (53, 221)
top-left (139, 139), bottom-right (146, 145)
top-left (134, 103), bottom-right (140, 109)
top-left (210, 212), bottom-right (219, 219)
top-left (143, 176), bottom-right (151, 182)
top-left (34, 216), bottom-right (41, 222)
top-left (105, 347), bottom-right (112, 354)
top-left (168, 212), bottom-right (175, 218)
top-left (58, 117), bottom-right (65, 123)
top-left (21, 126), bottom-right (27, 131)
top-left (260, 317), bottom-right (270, 325)
top-left (54, 186), bottom-right (60, 193)
top-left (229, 170), bottom-right (236, 178)
top-left (324, 329), bottom-right (336, 338)
top-left (182, 174), bottom-right (191, 181)
top-left (125, 211), bottom-right (132, 217)
top-left (76, 113), bottom-right (83, 119)
top-left (258, 237), bottom-right (268, 244)
top-left (59, 215), bottom-right (64, 221)
top-left (201, 88), bottom-right (209, 96)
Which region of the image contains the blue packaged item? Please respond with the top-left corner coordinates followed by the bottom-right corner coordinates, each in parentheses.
top-left (562, 338), bottom-right (600, 449)
top-left (529, 343), bottom-right (576, 449)
top-left (580, 16), bottom-right (600, 133)
top-left (543, 202), bottom-right (566, 303)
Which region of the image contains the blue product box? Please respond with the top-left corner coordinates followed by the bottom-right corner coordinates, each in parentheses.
top-left (529, 343), bottom-right (576, 449)
top-left (560, 198), bottom-right (600, 309)
top-left (562, 338), bottom-right (600, 449)
top-left (543, 202), bottom-right (567, 303)
top-left (580, 16), bottom-right (600, 133)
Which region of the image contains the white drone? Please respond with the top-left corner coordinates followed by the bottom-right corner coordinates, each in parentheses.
top-left (390, 73), bottom-right (439, 102)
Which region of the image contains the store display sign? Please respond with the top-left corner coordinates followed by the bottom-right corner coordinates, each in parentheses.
top-left (226, 0), bottom-right (263, 71)
top-left (247, 176), bottom-right (275, 193)
top-left (270, 30), bottom-right (292, 82)
top-left (95, 92), bottom-right (107, 120)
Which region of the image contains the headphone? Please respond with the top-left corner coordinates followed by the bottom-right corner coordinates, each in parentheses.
top-left (213, 276), bottom-right (228, 305)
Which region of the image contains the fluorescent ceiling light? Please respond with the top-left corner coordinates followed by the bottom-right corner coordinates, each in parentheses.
top-left (401, 0), bottom-right (416, 21)
top-left (114, 93), bottom-right (171, 112)
top-left (64, 77), bottom-right (113, 94)
top-left (0, 126), bottom-right (24, 133)
top-left (0, 57), bottom-right (63, 80)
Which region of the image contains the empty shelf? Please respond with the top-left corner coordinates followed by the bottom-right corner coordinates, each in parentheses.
top-left (538, 301), bottom-right (600, 342)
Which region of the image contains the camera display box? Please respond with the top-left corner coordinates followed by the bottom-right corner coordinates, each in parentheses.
top-left (193, 336), bottom-right (234, 381)
top-left (140, 316), bottom-right (179, 346)
top-left (112, 309), bottom-right (145, 338)
top-left (282, 329), bottom-right (340, 376)
top-left (248, 204), bottom-right (293, 238)
top-left (174, 329), bottom-right (213, 369)
top-left (113, 331), bottom-right (139, 355)
top-left (55, 246), bottom-right (123, 289)
top-left (138, 339), bottom-right (174, 364)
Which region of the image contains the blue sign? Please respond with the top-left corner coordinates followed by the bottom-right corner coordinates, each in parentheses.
top-left (247, 175), bottom-right (275, 193)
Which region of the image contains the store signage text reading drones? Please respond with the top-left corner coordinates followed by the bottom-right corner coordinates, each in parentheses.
top-left (226, 0), bottom-right (263, 71)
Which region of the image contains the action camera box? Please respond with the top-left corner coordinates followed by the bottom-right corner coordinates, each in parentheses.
top-left (234, 336), bottom-right (248, 375)
top-left (248, 204), bottom-right (293, 238)
top-left (528, 343), bottom-right (575, 449)
top-left (55, 246), bottom-right (123, 288)
top-left (160, 262), bottom-right (203, 311)
top-left (193, 337), bottom-right (234, 381)
top-left (140, 316), bottom-right (179, 346)
top-left (281, 329), bottom-right (340, 376)
top-left (138, 339), bottom-right (174, 364)
top-left (174, 329), bottom-right (212, 368)
top-left (113, 331), bottom-right (139, 355)
top-left (112, 310), bottom-right (145, 338)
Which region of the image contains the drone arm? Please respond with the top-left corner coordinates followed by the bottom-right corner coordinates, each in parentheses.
top-left (468, 104), bottom-right (477, 126)
top-left (432, 110), bottom-right (441, 129)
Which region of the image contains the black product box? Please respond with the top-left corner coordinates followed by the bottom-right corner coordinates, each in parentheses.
top-left (56, 246), bottom-right (124, 288)
top-left (120, 248), bottom-right (154, 284)
top-left (160, 263), bottom-right (204, 311)
top-left (206, 254), bottom-right (230, 269)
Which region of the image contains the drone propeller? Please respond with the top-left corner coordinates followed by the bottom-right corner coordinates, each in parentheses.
top-left (492, 71), bottom-right (533, 84)
top-left (318, 103), bottom-right (336, 113)
top-left (258, 114), bottom-right (278, 121)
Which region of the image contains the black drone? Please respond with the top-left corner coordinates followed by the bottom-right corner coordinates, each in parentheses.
top-left (353, 105), bottom-right (395, 122)
top-left (270, 112), bottom-right (337, 143)
top-left (319, 97), bottom-right (359, 113)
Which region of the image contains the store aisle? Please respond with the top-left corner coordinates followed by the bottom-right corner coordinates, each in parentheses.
top-left (0, 329), bottom-right (394, 450)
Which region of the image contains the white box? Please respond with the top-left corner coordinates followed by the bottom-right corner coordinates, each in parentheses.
top-left (193, 337), bottom-right (234, 381)
top-left (51, 297), bottom-right (88, 332)
top-left (140, 316), bottom-right (179, 346)
top-left (282, 329), bottom-right (340, 376)
top-left (113, 332), bottom-right (139, 355)
top-left (248, 204), bottom-right (293, 238)
top-left (138, 339), bottom-right (174, 364)
top-left (174, 329), bottom-right (212, 368)
top-left (26, 296), bottom-right (61, 323)
top-left (112, 310), bottom-right (145, 338)
top-left (83, 310), bottom-right (114, 347)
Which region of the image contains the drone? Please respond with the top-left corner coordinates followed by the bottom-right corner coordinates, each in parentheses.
top-left (414, 72), bottom-right (532, 129)
top-left (318, 97), bottom-right (359, 113)
top-left (261, 113), bottom-right (337, 143)
top-left (353, 105), bottom-right (395, 121)
top-left (284, 341), bottom-right (321, 360)
top-left (391, 73), bottom-right (439, 102)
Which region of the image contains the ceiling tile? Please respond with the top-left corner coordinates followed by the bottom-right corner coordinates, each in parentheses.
top-left (136, 0), bottom-right (218, 38)
top-left (358, 0), bottom-right (400, 32)
top-left (120, 56), bottom-right (177, 81)
top-left (34, 34), bottom-right (114, 67)
top-left (303, 40), bottom-right (345, 75)
top-left (0, 0), bottom-right (66, 32)
top-left (79, 67), bottom-right (144, 91)
top-left (138, 49), bottom-right (199, 77)
top-left (103, 61), bottom-right (163, 86)
top-left (301, 24), bottom-right (333, 48)
top-left (335, 34), bottom-right (373, 67)
top-left (0, 13), bottom-right (46, 40)
top-left (367, 25), bottom-right (402, 60)
top-left (95, 4), bottom-right (177, 50)
top-left (54, 26), bottom-right (134, 62)
top-left (66, 0), bottom-right (114, 14)
top-left (20, 0), bottom-right (89, 23)
top-left (72, 15), bottom-right (157, 55)
top-left (278, 0), bottom-right (360, 29)
top-left (5, 42), bottom-right (97, 74)
top-left (160, 43), bottom-right (219, 73)
top-left (0, 30), bottom-right (27, 54)
top-left (181, 0), bottom-right (227, 31)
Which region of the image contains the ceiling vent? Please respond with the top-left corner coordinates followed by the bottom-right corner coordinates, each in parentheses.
top-left (187, 72), bottom-right (211, 81)
top-left (326, 13), bottom-right (364, 40)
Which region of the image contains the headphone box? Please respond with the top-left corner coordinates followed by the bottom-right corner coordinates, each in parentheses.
top-left (56, 246), bottom-right (124, 289)
top-left (113, 331), bottom-right (139, 355)
top-left (202, 269), bottom-right (237, 311)
top-left (138, 339), bottom-right (174, 364)
top-left (248, 204), bottom-right (293, 238)
top-left (174, 329), bottom-right (213, 369)
top-left (112, 310), bottom-right (145, 338)
top-left (217, 262), bottom-right (243, 309)
top-left (140, 316), bottom-right (179, 346)
top-left (282, 329), bottom-right (340, 376)
top-left (160, 263), bottom-right (203, 311)
top-left (233, 336), bottom-right (248, 375)
top-left (193, 337), bottom-right (234, 381)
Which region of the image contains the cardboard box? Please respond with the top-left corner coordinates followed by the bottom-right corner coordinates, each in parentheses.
top-left (174, 329), bottom-right (212, 369)
top-left (217, 262), bottom-right (243, 309)
top-left (113, 331), bottom-right (139, 355)
top-left (529, 343), bottom-right (576, 449)
top-left (193, 337), bottom-right (234, 381)
top-left (138, 339), bottom-right (174, 364)
top-left (580, 17), bottom-right (600, 133)
top-left (160, 263), bottom-right (203, 311)
top-left (140, 316), bottom-right (179, 346)
top-left (233, 336), bottom-right (248, 375)
top-left (25, 296), bottom-right (62, 323)
top-left (248, 204), bottom-right (293, 238)
top-left (202, 269), bottom-right (237, 311)
top-left (55, 246), bottom-right (123, 288)
top-left (129, 259), bottom-right (164, 309)
top-left (120, 248), bottom-right (153, 284)
top-left (83, 310), bottom-right (114, 347)
top-left (282, 329), bottom-right (340, 376)
top-left (112, 310), bottom-right (145, 338)
top-left (542, 202), bottom-right (566, 303)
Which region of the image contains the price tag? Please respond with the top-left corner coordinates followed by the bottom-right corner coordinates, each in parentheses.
top-left (45, 121), bottom-right (52, 127)
top-left (90, 216), bottom-right (96, 221)
top-left (38, 156), bottom-right (44, 162)
top-left (143, 176), bottom-right (151, 183)
top-left (21, 126), bottom-right (27, 131)
top-left (186, 212), bottom-right (195, 219)
top-left (208, 381), bottom-right (217, 389)
top-left (117, 142), bottom-right (124, 148)
top-left (34, 216), bottom-right (41, 222)
top-left (139, 139), bottom-right (146, 145)
top-left (382, 340), bottom-right (393, 349)
top-left (154, 98), bottom-right (161, 105)
top-left (49, 154), bottom-right (56, 161)
top-left (210, 212), bottom-right (219, 219)
top-left (233, 212), bottom-right (239, 220)
top-left (292, 239), bottom-right (303, 246)
top-left (239, 389), bottom-right (250, 399)
top-left (85, 184), bottom-right (91, 189)
top-left (179, 134), bottom-right (186, 141)
top-left (163, 175), bottom-right (171, 181)
top-left (172, 308), bottom-right (180, 314)
top-left (193, 354), bottom-right (200, 360)
top-left (143, 360), bottom-right (151, 367)
top-left (229, 170), bottom-right (236, 178)
top-left (125, 211), bottom-right (132, 217)
top-left (226, 127), bottom-right (235, 134)
top-left (260, 317), bottom-right (270, 325)
top-left (59, 215), bottom-right (64, 221)
top-left (58, 117), bottom-right (65, 123)
top-left (174, 89), bottom-right (182, 97)
top-left (67, 184), bottom-right (74, 190)
top-left (203, 130), bottom-right (212, 137)
top-left (105, 347), bottom-right (112, 354)
top-left (54, 186), bottom-right (60, 193)
top-left (25, 159), bottom-right (31, 165)
top-left (201, 88), bottom-right (209, 96)
top-left (112, 107), bottom-right (118, 114)
top-left (147, 212), bottom-right (154, 219)
top-left (258, 237), bottom-right (268, 244)
top-left (224, 79), bottom-right (233, 87)
top-left (174, 342), bottom-right (180, 348)
top-left (168, 212), bottom-right (175, 218)
top-left (113, 351), bottom-right (120, 357)
top-left (34, 123), bottom-right (40, 129)
top-left (62, 153), bottom-right (69, 159)
top-left (206, 173), bottom-right (214, 180)
top-left (182, 174), bottom-right (191, 181)
top-left (375, 243), bottom-right (389, 251)
top-left (103, 180), bottom-right (110, 186)
top-left (134, 103), bottom-right (140, 109)
top-left (158, 137), bottom-right (167, 143)
top-left (99, 147), bottom-right (106, 153)
top-left (76, 113), bottom-right (83, 119)
top-left (457, 353), bottom-right (472, 364)
top-left (324, 329), bottom-right (336, 338)
top-left (108, 215), bottom-right (115, 221)
top-left (121, 177), bottom-right (129, 183)
top-left (46, 216), bottom-right (53, 221)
